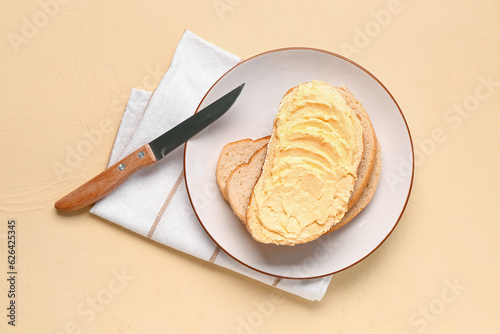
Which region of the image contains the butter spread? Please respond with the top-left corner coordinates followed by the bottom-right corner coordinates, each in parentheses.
top-left (251, 81), bottom-right (364, 244)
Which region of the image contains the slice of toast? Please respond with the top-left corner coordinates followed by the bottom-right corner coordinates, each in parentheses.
top-left (216, 136), bottom-right (270, 201)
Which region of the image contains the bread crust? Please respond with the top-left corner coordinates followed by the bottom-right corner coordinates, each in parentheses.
top-left (336, 86), bottom-right (377, 209)
top-left (328, 139), bottom-right (381, 233)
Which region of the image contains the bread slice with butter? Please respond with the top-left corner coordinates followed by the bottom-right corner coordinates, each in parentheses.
top-left (246, 81), bottom-right (365, 245)
top-left (223, 86), bottom-right (377, 226)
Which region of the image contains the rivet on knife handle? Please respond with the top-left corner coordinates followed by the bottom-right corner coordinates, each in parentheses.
top-left (54, 144), bottom-right (157, 211)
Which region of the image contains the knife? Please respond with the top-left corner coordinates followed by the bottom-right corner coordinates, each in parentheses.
top-left (55, 83), bottom-right (245, 212)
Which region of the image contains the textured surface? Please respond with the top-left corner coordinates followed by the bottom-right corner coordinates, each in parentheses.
top-left (1, 0), bottom-right (500, 333)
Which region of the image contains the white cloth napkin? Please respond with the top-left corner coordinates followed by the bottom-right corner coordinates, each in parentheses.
top-left (90, 30), bottom-right (332, 301)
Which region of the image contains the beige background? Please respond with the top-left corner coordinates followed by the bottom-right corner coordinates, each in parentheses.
top-left (1, 0), bottom-right (499, 333)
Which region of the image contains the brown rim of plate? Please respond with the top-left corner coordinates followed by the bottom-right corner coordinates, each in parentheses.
top-left (183, 47), bottom-right (414, 280)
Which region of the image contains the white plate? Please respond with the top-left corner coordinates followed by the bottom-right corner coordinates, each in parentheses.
top-left (184, 48), bottom-right (413, 279)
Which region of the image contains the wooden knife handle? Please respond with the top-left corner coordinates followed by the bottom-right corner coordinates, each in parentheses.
top-left (55, 144), bottom-right (157, 212)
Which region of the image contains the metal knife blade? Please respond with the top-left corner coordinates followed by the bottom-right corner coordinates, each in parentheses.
top-left (55, 83), bottom-right (245, 211)
top-left (149, 83), bottom-right (244, 160)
